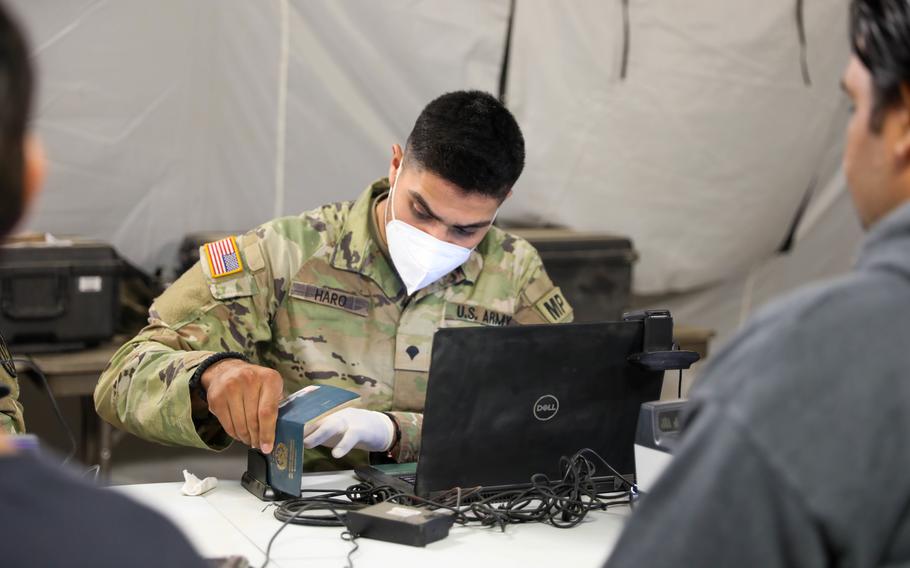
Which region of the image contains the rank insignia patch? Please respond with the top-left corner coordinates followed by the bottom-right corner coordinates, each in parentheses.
top-left (204, 236), bottom-right (244, 279)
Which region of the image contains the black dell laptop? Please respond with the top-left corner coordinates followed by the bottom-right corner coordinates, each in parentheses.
top-left (355, 316), bottom-right (670, 498)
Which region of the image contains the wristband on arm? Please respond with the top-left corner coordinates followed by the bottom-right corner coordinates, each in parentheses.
top-left (382, 411), bottom-right (402, 454)
top-left (188, 351), bottom-right (248, 403)
top-left (369, 412), bottom-right (402, 464)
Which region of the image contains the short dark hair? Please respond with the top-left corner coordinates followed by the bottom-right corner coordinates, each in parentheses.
top-left (0, 3), bottom-right (32, 238)
top-left (404, 90), bottom-right (524, 201)
top-left (850, 0), bottom-right (910, 132)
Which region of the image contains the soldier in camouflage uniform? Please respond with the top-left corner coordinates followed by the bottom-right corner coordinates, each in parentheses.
top-left (0, 361), bottom-right (25, 434)
top-left (94, 91), bottom-right (573, 470)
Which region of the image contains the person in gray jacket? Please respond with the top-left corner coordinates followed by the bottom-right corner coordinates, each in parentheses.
top-left (606, 1), bottom-right (910, 566)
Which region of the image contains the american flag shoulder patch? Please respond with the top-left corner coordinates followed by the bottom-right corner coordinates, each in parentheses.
top-left (204, 236), bottom-right (244, 279)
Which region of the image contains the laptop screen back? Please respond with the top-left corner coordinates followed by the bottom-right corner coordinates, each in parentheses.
top-left (415, 321), bottom-right (664, 496)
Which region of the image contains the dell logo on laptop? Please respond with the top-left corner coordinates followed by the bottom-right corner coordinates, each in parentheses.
top-left (533, 395), bottom-right (559, 421)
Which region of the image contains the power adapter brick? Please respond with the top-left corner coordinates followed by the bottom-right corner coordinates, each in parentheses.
top-left (345, 502), bottom-right (455, 547)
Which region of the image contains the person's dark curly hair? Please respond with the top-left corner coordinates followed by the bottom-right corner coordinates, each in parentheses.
top-left (851, 0), bottom-right (910, 132)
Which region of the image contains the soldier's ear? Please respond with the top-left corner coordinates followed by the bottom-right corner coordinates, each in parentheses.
top-left (388, 144), bottom-right (403, 184)
top-left (895, 84), bottom-right (910, 165)
top-left (23, 134), bottom-right (45, 211)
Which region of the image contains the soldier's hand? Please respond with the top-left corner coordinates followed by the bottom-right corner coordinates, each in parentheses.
top-left (0, 432), bottom-right (13, 456)
top-left (201, 359), bottom-right (283, 453)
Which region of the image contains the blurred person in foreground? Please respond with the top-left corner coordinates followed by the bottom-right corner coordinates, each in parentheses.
top-left (0, 3), bottom-right (207, 566)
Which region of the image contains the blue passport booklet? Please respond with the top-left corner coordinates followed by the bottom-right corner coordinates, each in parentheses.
top-left (267, 384), bottom-right (360, 496)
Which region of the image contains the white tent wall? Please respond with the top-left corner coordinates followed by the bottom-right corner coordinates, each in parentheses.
top-left (14, 0), bottom-right (284, 274)
top-left (11, 1), bottom-right (863, 354)
top-left (651, 174), bottom-right (863, 397)
top-left (639, 93), bottom-right (863, 343)
top-left (503, 0), bottom-right (863, 351)
top-left (13, 0), bottom-right (510, 278)
top-left (505, 0), bottom-right (854, 292)
top-left (280, 1), bottom-right (511, 217)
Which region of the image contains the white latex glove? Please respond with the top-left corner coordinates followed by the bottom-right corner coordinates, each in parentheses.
top-left (302, 408), bottom-right (395, 458)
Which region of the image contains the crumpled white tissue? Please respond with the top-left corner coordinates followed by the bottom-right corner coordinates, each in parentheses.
top-left (180, 469), bottom-right (218, 496)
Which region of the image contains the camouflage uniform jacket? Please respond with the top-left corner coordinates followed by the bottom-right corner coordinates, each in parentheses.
top-left (94, 180), bottom-right (573, 467)
top-left (0, 366), bottom-right (25, 434)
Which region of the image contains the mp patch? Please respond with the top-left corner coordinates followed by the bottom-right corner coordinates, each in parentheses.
top-left (204, 236), bottom-right (244, 279)
top-left (290, 282), bottom-right (370, 317)
top-left (533, 287), bottom-right (572, 324)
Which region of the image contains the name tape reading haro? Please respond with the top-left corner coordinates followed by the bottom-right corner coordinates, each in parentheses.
top-left (290, 282), bottom-right (370, 317)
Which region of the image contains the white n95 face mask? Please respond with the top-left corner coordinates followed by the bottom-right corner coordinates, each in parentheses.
top-left (385, 163), bottom-right (475, 296)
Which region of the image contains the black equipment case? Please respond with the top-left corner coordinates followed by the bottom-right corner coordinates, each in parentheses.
top-left (507, 228), bottom-right (638, 322)
top-left (0, 240), bottom-right (122, 349)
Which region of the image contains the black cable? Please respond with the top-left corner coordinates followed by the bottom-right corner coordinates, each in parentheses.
top-left (341, 530), bottom-right (359, 568)
top-left (260, 502), bottom-right (310, 568)
top-left (260, 501), bottom-right (358, 568)
top-left (671, 342), bottom-right (684, 399)
top-left (569, 448), bottom-right (635, 490)
top-left (11, 358), bottom-right (77, 464)
top-left (273, 493), bottom-right (363, 526)
top-left (378, 449), bottom-right (628, 529)
top-left (260, 449), bottom-right (633, 566)
top-left (262, 487), bottom-right (383, 568)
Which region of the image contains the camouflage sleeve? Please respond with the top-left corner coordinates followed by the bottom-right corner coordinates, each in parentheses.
top-left (512, 249), bottom-right (574, 325)
top-left (0, 368), bottom-right (25, 434)
top-left (94, 231), bottom-right (278, 449)
top-left (386, 411), bottom-right (420, 463)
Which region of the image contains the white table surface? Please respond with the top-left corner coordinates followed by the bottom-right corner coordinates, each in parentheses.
top-left (116, 471), bottom-right (629, 568)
